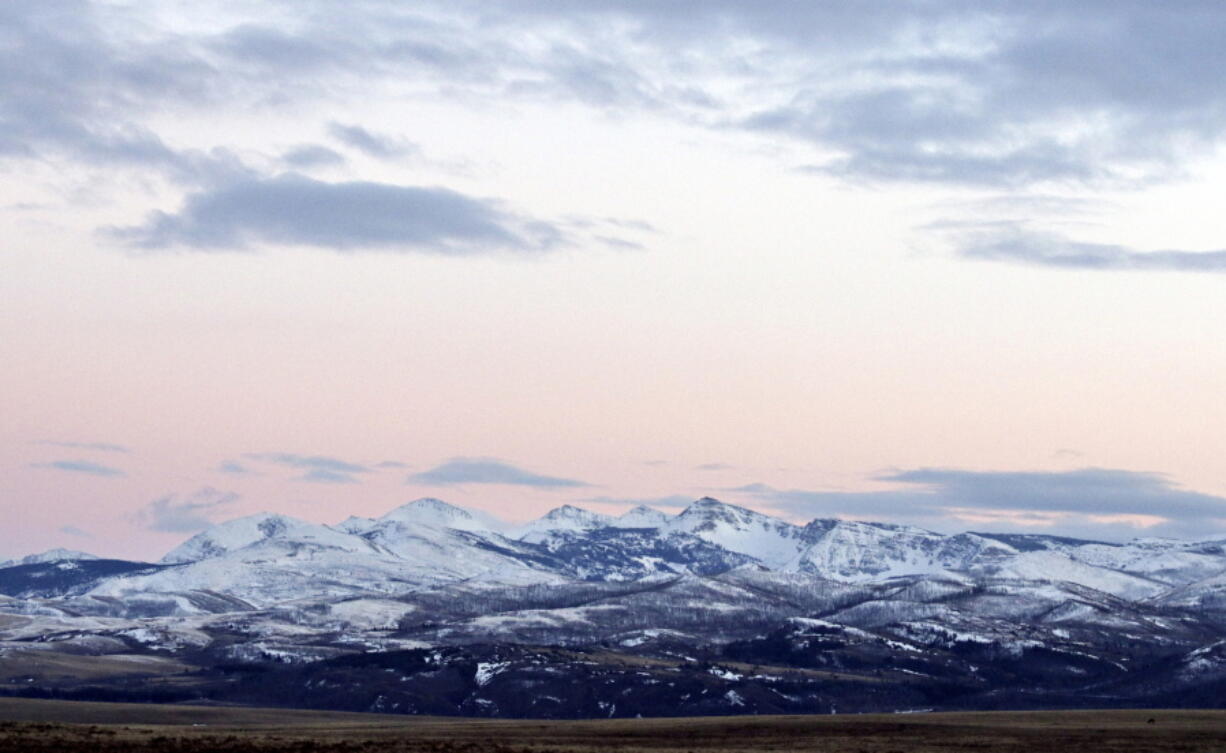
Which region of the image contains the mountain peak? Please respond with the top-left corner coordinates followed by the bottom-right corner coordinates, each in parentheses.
top-left (667, 497), bottom-right (803, 569)
top-left (1, 548), bottom-right (100, 568)
top-left (511, 505), bottom-right (613, 540)
top-left (379, 498), bottom-right (499, 532)
top-left (160, 511), bottom-right (328, 564)
top-left (612, 505), bottom-right (670, 528)
top-left (678, 497), bottom-right (769, 522)
top-left (541, 505), bottom-right (610, 525)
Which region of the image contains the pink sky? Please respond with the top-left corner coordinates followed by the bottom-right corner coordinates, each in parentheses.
top-left (5, 2), bottom-right (1226, 560)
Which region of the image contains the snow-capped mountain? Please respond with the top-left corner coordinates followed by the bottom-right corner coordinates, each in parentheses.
top-left (376, 497), bottom-right (504, 534)
top-left (9, 497), bottom-right (1226, 607)
top-left (512, 505), bottom-right (614, 543)
top-left (161, 512), bottom-right (365, 564)
top-left (611, 505), bottom-right (671, 528)
top-left (0, 548), bottom-right (100, 567)
top-left (663, 497), bottom-right (810, 569)
top-left (4, 495), bottom-right (1226, 717)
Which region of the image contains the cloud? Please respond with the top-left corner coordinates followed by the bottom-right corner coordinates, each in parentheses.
top-left (135, 488), bottom-right (238, 533)
top-left (209, 23), bottom-right (341, 72)
top-left (107, 173), bottom-right (566, 253)
top-left (30, 460), bottom-right (125, 477)
top-left (36, 440), bottom-right (129, 453)
top-left (374, 461), bottom-right (410, 469)
top-left (740, 467), bottom-right (1226, 540)
top-left (409, 458), bottom-right (588, 488)
top-left (296, 469), bottom-right (362, 484)
top-left (727, 482), bottom-right (775, 494)
top-left (646, 2), bottom-right (1226, 187)
top-left (240, 453), bottom-right (369, 483)
top-left (58, 525), bottom-right (92, 539)
top-left (0, 2), bottom-right (250, 185)
top-left (243, 453), bottom-right (370, 484)
top-left (364, 1), bottom-right (1226, 188)
top-left (327, 122), bottom-right (418, 160)
top-left (695, 462), bottom-right (733, 472)
top-left (245, 452), bottom-right (367, 472)
top-left (280, 144), bottom-right (345, 168)
top-left (217, 460), bottom-right (255, 475)
top-left (956, 226), bottom-right (1226, 273)
top-left (10, 3), bottom-right (1226, 195)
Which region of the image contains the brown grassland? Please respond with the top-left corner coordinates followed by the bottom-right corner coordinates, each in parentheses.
top-left (1, 698), bottom-right (1224, 752)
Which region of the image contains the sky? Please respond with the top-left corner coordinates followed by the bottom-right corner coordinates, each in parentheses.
top-left (5, 1), bottom-right (1226, 560)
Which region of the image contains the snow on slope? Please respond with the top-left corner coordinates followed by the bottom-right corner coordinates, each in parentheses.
top-left (1152, 569), bottom-right (1226, 610)
top-left (378, 498), bottom-right (504, 533)
top-left (664, 498), bottom-right (808, 569)
top-left (974, 550), bottom-right (1168, 600)
top-left (795, 527), bottom-right (1020, 582)
top-left (513, 505), bottom-right (614, 543)
top-left (162, 512), bottom-right (371, 564)
top-left (336, 516), bottom-right (377, 534)
top-left (0, 549), bottom-right (101, 567)
top-left (611, 506), bottom-right (670, 528)
top-left (33, 495), bottom-right (1226, 612)
top-left (1066, 541), bottom-right (1226, 585)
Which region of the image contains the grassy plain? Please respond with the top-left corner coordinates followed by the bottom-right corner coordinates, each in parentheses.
top-left (1, 697), bottom-right (1223, 752)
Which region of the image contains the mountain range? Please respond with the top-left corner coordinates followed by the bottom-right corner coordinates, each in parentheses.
top-left (2, 497), bottom-right (1226, 717)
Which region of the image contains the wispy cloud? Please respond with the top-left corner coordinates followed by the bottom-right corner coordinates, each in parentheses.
top-left (410, 458), bottom-right (588, 488)
top-left (0, 2), bottom-right (248, 186)
top-left (17, 3), bottom-right (1226, 196)
top-left (134, 488), bottom-right (238, 533)
top-left (695, 462), bottom-right (733, 472)
top-left (36, 441), bottom-right (129, 453)
top-left (244, 453), bottom-right (371, 484)
top-left (956, 226), bottom-right (1226, 273)
top-left (297, 469), bottom-right (362, 484)
top-left (280, 144), bottom-right (345, 169)
top-left (327, 122), bottom-right (419, 160)
top-left (58, 525), bottom-right (92, 539)
top-left (217, 460), bottom-right (255, 475)
top-left (30, 460), bottom-right (125, 477)
top-left (245, 453), bottom-right (368, 473)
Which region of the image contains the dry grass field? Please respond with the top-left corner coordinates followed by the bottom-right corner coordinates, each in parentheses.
top-left (1, 698), bottom-right (1224, 752)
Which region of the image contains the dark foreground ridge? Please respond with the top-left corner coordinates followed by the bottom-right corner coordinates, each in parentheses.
top-left (2, 698), bottom-right (1226, 753)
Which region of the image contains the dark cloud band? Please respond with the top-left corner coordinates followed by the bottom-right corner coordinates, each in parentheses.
top-left (107, 174), bottom-right (565, 254)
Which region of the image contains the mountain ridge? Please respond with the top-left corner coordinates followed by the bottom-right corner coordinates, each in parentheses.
top-left (4, 494), bottom-right (1226, 717)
